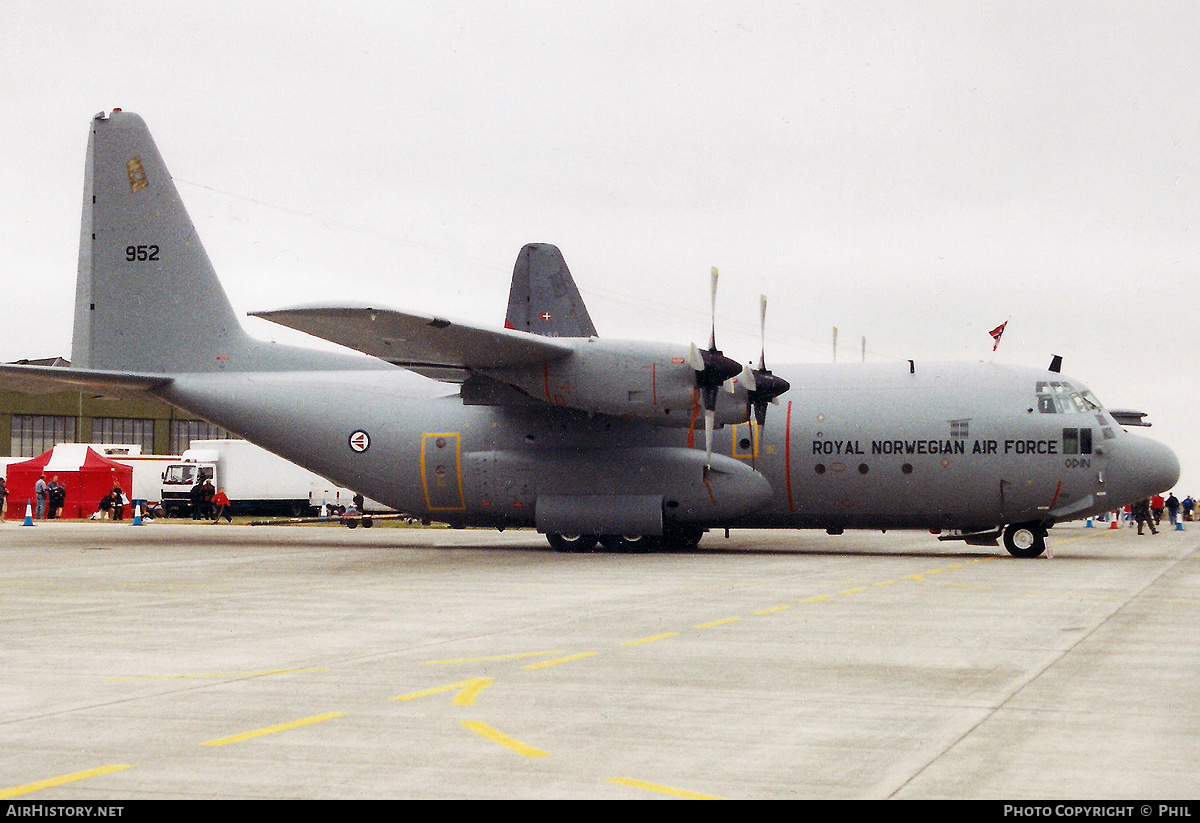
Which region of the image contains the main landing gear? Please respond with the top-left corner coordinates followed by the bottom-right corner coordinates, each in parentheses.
top-left (547, 525), bottom-right (705, 553)
top-left (545, 533), bottom-right (598, 552)
top-left (1003, 522), bottom-right (1048, 558)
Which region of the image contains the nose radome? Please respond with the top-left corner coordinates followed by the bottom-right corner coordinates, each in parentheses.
top-left (1128, 435), bottom-right (1181, 497)
top-left (1142, 439), bottom-right (1180, 496)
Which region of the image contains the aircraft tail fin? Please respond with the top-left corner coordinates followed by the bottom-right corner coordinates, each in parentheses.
top-left (71, 110), bottom-right (258, 373)
top-left (504, 243), bottom-right (598, 338)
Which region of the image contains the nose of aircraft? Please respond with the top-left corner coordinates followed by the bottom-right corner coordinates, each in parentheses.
top-left (1114, 434), bottom-right (1181, 500)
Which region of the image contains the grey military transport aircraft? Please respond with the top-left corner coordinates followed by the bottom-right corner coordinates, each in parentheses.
top-left (0, 111), bottom-right (1181, 557)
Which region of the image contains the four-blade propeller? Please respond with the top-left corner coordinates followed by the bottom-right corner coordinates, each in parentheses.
top-left (685, 271), bottom-right (792, 475)
top-left (686, 268), bottom-right (745, 474)
top-left (745, 295), bottom-right (791, 429)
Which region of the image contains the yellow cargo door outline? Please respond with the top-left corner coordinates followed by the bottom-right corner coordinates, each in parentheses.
top-left (732, 421), bottom-right (758, 459)
top-left (421, 433), bottom-right (466, 511)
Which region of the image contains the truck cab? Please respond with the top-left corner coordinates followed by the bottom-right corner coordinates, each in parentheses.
top-left (160, 461), bottom-right (216, 517)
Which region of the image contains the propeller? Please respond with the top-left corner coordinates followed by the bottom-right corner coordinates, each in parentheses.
top-left (687, 268), bottom-right (742, 474)
top-left (745, 295), bottom-right (790, 434)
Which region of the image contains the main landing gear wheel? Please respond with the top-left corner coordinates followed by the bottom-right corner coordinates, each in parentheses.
top-left (598, 534), bottom-right (660, 553)
top-left (1003, 522), bottom-right (1047, 558)
top-left (661, 525), bottom-right (705, 552)
top-left (547, 533), bottom-right (598, 553)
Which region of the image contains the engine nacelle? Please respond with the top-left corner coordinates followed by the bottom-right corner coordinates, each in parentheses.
top-left (483, 338), bottom-right (750, 427)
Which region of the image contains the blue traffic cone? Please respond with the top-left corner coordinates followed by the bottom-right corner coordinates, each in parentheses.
top-left (132, 503), bottom-right (143, 526)
top-left (1176, 521), bottom-right (1184, 531)
top-left (22, 500), bottom-right (33, 526)
top-left (1085, 518), bottom-right (1094, 528)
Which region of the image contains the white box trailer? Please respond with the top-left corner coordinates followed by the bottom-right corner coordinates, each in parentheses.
top-left (93, 444), bottom-right (179, 507)
top-left (160, 439), bottom-right (386, 517)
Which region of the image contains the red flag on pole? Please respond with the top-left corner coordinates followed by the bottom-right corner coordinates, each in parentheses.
top-left (988, 321), bottom-right (1007, 351)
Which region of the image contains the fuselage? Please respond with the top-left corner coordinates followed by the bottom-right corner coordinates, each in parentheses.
top-left (157, 358), bottom-right (1179, 533)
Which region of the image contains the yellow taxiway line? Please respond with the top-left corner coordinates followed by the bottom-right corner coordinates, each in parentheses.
top-left (0, 764), bottom-right (132, 799)
top-left (459, 720), bottom-right (549, 757)
top-left (391, 677), bottom-right (494, 706)
top-left (200, 712), bottom-right (345, 747)
top-left (693, 617), bottom-right (741, 629)
top-left (607, 777), bottom-right (723, 799)
top-left (522, 652), bottom-right (598, 670)
top-left (621, 632), bottom-right (679, 646)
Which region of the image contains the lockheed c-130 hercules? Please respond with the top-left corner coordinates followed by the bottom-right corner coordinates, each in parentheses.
top-left (0, 111), bottom-right (1180, 557)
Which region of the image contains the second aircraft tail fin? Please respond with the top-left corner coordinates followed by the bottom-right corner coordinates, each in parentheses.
top-left (504, 243), bottom-right (598, 338)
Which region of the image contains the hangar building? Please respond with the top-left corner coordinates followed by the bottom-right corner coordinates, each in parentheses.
top-left (1, 358), bottom-right (231, 460)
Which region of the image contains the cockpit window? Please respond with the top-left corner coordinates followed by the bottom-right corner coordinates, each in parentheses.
top-left (1035, 382), bottom-right (1104, 414)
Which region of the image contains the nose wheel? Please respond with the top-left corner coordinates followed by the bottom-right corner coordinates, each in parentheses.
top-left (1003, 522), bottom-right (1048, 558)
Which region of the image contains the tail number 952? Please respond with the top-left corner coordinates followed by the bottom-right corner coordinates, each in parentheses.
top-left (125, 244), bottom-right (160, 262)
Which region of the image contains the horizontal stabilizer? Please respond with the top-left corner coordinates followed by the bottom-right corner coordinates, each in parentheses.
top-left (1109, 409), bottom-right (1151, 427)
top-left (0, 363), bottom-right (171, 396)
top-left (252, 305), bottom-right (576, 375)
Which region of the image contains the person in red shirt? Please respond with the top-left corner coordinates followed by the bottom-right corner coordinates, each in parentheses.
top-left (210, 487), bottom-right (232, 523)
top-left (1151, 494), bottom-right (1166, 525)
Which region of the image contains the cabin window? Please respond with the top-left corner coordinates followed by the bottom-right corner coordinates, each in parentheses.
top-left (1062, 428), bottom-right (1093, 455)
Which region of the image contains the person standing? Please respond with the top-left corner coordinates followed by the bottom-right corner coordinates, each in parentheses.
top-left (1134, 498), bottom-right (1158, 535)
top-left (1166, 493), bottom-right (1180, 527)
top-left (45, 478), bottom-right (59, 518)
top-left (49, 476), bottom-right (66, 519)
top-left (0, 477), bottom-right (7, 522)
top-left (201, 479), bottom-right (215, 521)
top-left (210, 487), bottom-right (231, 523)
top-left (1151, 493), bottom-right (1165, 525)
top-left (189, 479), bottom-right (206, 520)
top-left (34, 474), bottom-right (48, 520)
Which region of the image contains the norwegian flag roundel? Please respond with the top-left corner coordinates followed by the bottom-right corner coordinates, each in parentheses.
top-left (348, 430), bottom-right (371, 453)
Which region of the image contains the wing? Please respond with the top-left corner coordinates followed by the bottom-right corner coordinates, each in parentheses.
top-left (0, 363), bottom-right (172, 396)
top-left (252, 305), bottom-right (576, 380)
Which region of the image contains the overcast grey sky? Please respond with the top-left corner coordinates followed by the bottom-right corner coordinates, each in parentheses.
top-left (2, 2), bottom-right (1196, 492)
